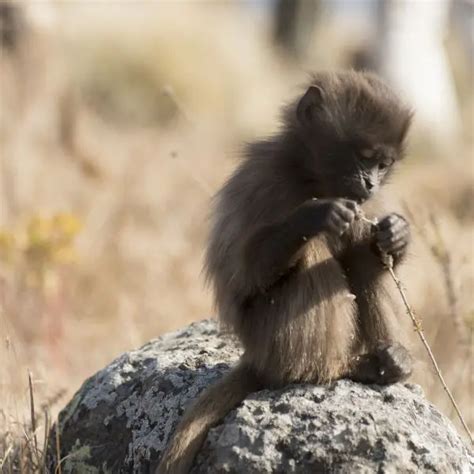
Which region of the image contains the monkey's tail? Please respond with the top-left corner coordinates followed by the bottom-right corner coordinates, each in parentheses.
top-left (156, 362), bottom-right (260, 474)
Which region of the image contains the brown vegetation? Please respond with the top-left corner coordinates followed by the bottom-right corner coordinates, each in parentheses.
top-left (0, 3), bottom-right (472, 470)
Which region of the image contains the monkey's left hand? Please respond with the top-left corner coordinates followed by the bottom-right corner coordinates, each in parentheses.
top-left (374, 213), bottom-right (410, 260)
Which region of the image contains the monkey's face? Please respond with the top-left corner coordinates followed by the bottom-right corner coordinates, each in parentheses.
top-left (323, 140), bottom-right (398, 203)
top-left (294, 72), bottom-right (412, 202)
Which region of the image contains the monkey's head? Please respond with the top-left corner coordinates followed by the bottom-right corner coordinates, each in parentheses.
top-left (291, 70), bottom-right (413, 203)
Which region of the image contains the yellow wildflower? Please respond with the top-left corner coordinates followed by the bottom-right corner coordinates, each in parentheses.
top-left (52, 213), bottom-right (83, 240)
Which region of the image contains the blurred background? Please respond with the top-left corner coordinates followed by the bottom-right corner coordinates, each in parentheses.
top-left (0, 0), bottom-right (472, 468)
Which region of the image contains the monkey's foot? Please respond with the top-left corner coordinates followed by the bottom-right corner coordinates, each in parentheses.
top-left (350, 343), bottom-right (413, 385)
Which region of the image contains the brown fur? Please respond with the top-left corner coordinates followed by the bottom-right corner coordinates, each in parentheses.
top-left (157, 70), bottom-right (414, 473)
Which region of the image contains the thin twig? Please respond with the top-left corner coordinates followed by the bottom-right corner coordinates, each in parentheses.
top-left (403, 203), bottom-right (470, 350)
top-left (402, 204), bottom-right (473, 420)
top-left (41, 409), bottom-right (50, 471)
top-left (55, 416), bottom-right (62, 474)
top-left (161, 85), bottom-right (193, 125)
top-left (28, 371), bottom-right (38, 454)
top-left (358, 212), bottom-right (473, 444)
top-left (428, 213), bottom-right (470, 348)
top-left (0, 444), bottom-right (13, 469)
top-left (22, 427), bottom-right (41, 470)
top-left (384, 255), bottom-right (473, 445)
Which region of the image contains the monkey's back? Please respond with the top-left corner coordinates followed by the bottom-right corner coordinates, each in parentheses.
top-left (205, 147), bottom-right (357, 385)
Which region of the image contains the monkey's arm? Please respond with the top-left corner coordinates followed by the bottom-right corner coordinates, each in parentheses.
top-left (342, 239), bottom-right (395, 344)
top-left (242, 199), bottom-right (357, 292)
top-left (342, 212), bottom-right (410, 276)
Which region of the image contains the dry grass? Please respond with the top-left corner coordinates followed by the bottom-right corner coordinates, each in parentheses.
top-left (0, 3), bottom-right (472, 470)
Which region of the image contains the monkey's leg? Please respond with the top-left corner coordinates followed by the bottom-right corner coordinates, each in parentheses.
top-left (347, 343), bottom-right (413, 385)
top-left (341, 231), bottom-right (413, 384)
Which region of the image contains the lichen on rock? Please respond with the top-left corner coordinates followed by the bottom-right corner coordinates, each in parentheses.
top-left (49, 320), bottom-right (472, 473)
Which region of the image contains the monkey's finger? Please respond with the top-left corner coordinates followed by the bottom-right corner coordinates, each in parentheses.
top-left (375, 215), bottom-right (391, 229)
top-left (377, 237), bottom-right (408, 254)
top-left (377, 219), bottom-right (410, 234)
top-left (332, 210), bottom-right (354, 227)
top-left (377, 232), bottom-right (408, 249)
top-left (376, 222), bottom-right (408, 241)
top-left (377, 214), bottom-right (406, 230)
top-left (341, 199), bottom-right (360, 213)
top-left (334, 206), bottom-right (356, 223)
top-left (389, 218), bottom-right (408, 232)
top-left (327, 215), bottom-right (350, 235)
top-left (328, 214), bottom-right (347, 229)
top-left (388, 238), bottom-right (409, 253)
top-left (327, 223), bottom-right (344, 235)
top-left (381, 213), bottom-right (402, 224)
top-left (340, 201), bottom-right (360, 220)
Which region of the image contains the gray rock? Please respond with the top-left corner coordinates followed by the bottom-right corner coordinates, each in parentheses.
top-left (49, 320), bottom-right (472, 473)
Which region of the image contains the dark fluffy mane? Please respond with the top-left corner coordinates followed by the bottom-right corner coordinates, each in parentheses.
top-left (282, 70), bottom-right (413, 147)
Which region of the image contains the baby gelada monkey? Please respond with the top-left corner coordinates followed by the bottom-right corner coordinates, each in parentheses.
top-left (158, 70), bottom-right (414, 474)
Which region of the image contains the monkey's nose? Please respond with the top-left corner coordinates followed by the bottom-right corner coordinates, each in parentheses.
top-left (364, 178), bottom-right (374, 191)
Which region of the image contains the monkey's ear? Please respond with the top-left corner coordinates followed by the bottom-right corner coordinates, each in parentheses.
top-left (296, 85), bottom-right (323, 126)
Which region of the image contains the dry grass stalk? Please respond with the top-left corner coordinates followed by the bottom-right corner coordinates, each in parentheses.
top-left (359, 214), bottom-right (472, 444)
top-left (55, 416), bottom-right (62, 474)
top-left (385, 256), bottom-right (473, 444)
top-left (0, 374), bottom-right (65, 473)
top-left (41, 410), bottom-right (50, 471)
top-left (402, 204), bottom-right (473, 422)
top-left (28, 372), bottom-right (38, 455)
top-left (161, 85), bottom-right (194, 125)
top-left (427, 213), bottom-right (470, 347)
top-left (403, 203), bottom-right (471, 351)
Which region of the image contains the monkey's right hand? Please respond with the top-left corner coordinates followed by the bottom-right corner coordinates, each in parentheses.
top-left (296, 198), bottom-right (359, 237)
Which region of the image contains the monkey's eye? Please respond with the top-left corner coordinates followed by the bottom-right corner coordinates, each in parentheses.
top-left (378, 159), bottom-right (393, 171)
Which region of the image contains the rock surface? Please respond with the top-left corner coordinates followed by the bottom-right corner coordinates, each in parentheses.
top-left (50, 320), bottom-right (472, 473)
